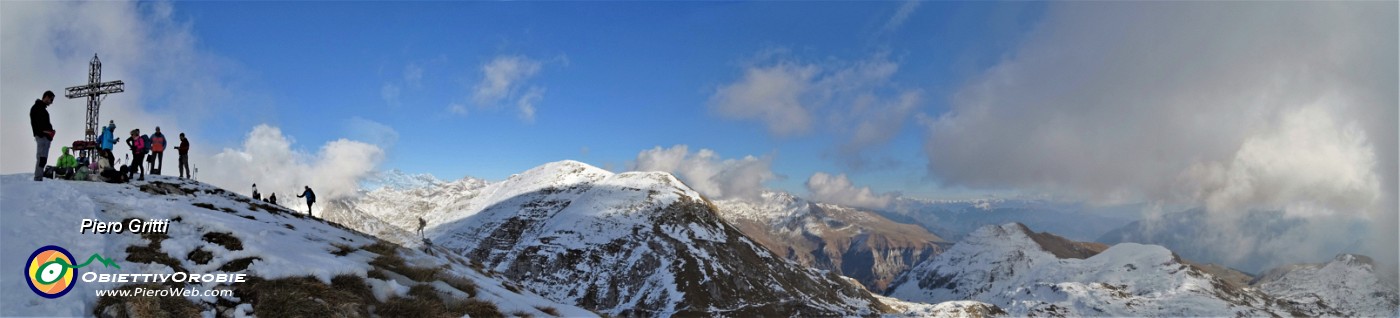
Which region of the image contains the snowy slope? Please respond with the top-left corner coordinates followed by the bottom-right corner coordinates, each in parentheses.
top-left (1252, 254), bottom-right (1400, 317)
top-left (888, 223), bottom-right (1299, 317)
top-left (326, 170), bottom-right (490, 248)
top-left (0, 174), bottom-right (593, 317)
top-left (713, 191), bottom-right (947, 293)
top-left (326, 161), bottom-right (893, 316)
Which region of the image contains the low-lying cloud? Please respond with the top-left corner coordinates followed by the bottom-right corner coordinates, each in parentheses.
top-left (202, 125), bottom-right (385, 202)
top-left (924, 2), bottom-right (1397, 269)
top-left (630, 145), bottom-right (776, 202)
top-left (806, 172), bottom-right (895, 210)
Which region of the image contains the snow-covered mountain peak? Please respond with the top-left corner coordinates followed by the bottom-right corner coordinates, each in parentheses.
top-left (1252, 253), bottom-right (1399, 317)
top-left (512, 159), bottom-right (612, 183)
top-left (890, 222), bottom-right (1300, 317)
top-left (327, 162), bottom-right (892, 316)
top-left (363, 168), bottom-right (444, 191)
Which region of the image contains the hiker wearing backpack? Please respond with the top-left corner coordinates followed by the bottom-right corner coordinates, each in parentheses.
top-left (30, 91), bottom-right (55, 181)
top-left (150, 127), bottom-right (167, 175)
top-left (176, 133), bottom-right (190, 179)
top-left (98, 120), bottom-right (118, 162)
top-left (297, 186), bottom-right (316, 217)
top-left (126, 129), bottom-right (147, 181)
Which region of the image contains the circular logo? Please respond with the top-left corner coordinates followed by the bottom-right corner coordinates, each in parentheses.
top-left (25, 245), bottom-right (76, 299)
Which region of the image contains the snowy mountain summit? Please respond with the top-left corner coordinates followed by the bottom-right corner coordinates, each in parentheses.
top-left (330, 160), bottom-right (894, 316)
top-left (1253, 253), bottom-right (1400, 317)
top-left (889, 223), bottom-right (1313, 317)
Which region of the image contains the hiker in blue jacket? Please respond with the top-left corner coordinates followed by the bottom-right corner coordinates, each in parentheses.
top-left (98, 120), bottom-right (118, 162)
top-left (297, 186), bottom-right (317, 218)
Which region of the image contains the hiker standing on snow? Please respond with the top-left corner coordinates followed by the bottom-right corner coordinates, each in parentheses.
top-left (30, 91), bottom-right (55, 181)
top-left (252, 183), bottom-right (261, 200)
top-left (150, 127), bottom-right (167, 175)
top-left (98, 120), bottom-right (118, 162)
top-left (268, 193), bottom-right (278, 205)
top-left (297, 186), bottom-right (316, 217)
top-left (417, 217), bottom-right (427, 239)
top-left (126, 129), bottom-right (147, 181)
top-left (176, 133), bottom-right (190, 179)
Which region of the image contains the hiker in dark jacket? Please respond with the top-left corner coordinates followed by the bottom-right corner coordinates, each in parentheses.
top-left (30, 91), bottom-right (55, 181)
top-left (126, 129), bottom-right (146, 181)
top-left (297, 186), bottom-right (316, 217)
top-left (176, 133), bottom-right (190, 179)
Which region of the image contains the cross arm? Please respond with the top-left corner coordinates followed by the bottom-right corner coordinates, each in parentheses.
top-left (64, 80), bottom-right (125, 98)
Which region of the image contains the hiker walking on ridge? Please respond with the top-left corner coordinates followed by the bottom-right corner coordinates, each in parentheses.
top-left (30, 91), bottom-right (55, 181)
top-left (297, 186), bottom-right (316, 218)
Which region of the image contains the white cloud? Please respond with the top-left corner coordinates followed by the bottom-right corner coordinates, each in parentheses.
top-left (710, 61), bottom-right (818, 136)
top-left (202, 125), bottom-right (384, 202)
top-left (471, 55), bottom-right (547, 121)
top-left (924, 2), bottom-right (1396, 268)
top-left (711, 53), bottom-right (922, 168)
top-left (1, 1), bottom-right (244, 174)
top-left (630, 145), bottom-right (776, 201)
top-left (881, 1), bottom-right (922, 34)
top-left (806, 172), bottom-right (894, 210)
top-left (380, 83), bottom-right (401, 107)
top-left (517, 86), bottom-right (544, 123)
top-left (403, 63), bottom-right (423, 88)
top-left (343, 116), bottom-right (399, 149)
top-left (447, 102), bottom-right (469, 116)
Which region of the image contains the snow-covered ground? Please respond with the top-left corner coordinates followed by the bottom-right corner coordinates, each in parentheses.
top-left (890, 223), bottom-right (1295, 316)
top-left (889, 222), bottom-right (1400, 317)
top-left (1254, 254), bottom-right (1400, 317)
top-left (0, 174), bottom-right (592, 317)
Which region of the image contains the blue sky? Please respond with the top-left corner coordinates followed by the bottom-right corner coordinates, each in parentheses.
top-left (166, 1), bottom-right (1043, 198)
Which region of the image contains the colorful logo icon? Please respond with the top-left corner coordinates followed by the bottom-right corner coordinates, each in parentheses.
top-left (24, 245), bottom-right (120, 299)
top-left (26, 245), bottom-right (76, 298)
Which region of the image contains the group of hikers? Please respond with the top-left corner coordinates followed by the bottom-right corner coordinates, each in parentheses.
top-left (252, 183), bottom-right (318, 217)
top-left (27, 90), bottom-right (317, 216)
top-left (29, 90), bottom-right (190, 183)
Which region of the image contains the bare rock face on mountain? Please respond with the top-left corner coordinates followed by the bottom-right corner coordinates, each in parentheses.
top-left (714, 191), bottom-right (947, 293)
top-left (328, 161), bottom-right (891, 317)
top-left (888, 223), bottom-right (1305, 317)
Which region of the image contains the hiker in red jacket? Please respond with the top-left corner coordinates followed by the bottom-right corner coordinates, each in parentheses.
top-left (149, 127), bottom-right (168, 175)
